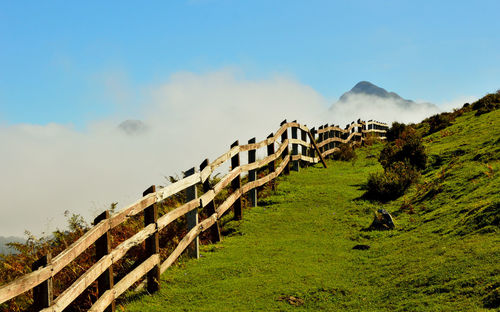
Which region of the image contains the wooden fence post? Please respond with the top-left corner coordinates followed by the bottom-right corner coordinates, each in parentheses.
top-left (248, 138), bottom-right (257, 207)
top-left (267, 133), bottom-right (276, 191)
top-left (32, 253), bottom-right (52, 310)
top-left (94, 211), bottom-right (115, 312)
top-left (329, 125), bottom-right (334, 155)
top-left (199, 159), bottom-right (221, 243)
top-left (280, 120), bottom-right (290, 175)
top-left (231, 140), bottom-right (242, 220)
top-left (184, 167), bottom-right (199, 259)
top-left (323, 123), bottom-right (329, 157)
top-left (301, 126), bottom-right (308, 168)
top-left (333, 127), bottom-right (338, 149)
top-left (143, 185), bottom-right (160, 293)
top-left (318, 125), bottom-right (324, 155)
top-left (309, 127), bottom-right (316, 160)
top-left (291, 124), bottom-right (299, 172)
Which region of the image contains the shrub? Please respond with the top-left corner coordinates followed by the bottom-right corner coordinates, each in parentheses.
top-left (386, 122), bottom-right (407, 142)
top-left (366, 162), bottom-right (420, 201)
top-left (362, 133), bottom-right (380, 146)
top-left (332, 143), bottom-right (357, 161)
top-left (472, 92), bottom-right (500, 116)
top-left (365, 126), bottom-right (427, 201)
top-left (414, 122), bottom-right (430, 138)
top-left (421, 113), bottom-right (455, 135)
top-left (379, 127), bottom-right (427, 171)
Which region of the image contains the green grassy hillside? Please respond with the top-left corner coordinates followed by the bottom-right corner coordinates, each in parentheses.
top-left (124, 109), bottom-right (499, 311)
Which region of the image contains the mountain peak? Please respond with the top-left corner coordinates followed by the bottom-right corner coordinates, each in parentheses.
top-left (343, 81), bottom-right (400, 100)
top-left (332, 81), bottom-right (441, 121)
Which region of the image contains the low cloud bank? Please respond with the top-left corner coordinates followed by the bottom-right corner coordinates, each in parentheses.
top-left (328, 93), bottom-right (442, 125)
top-left (0, 70), bottom-right (328, 237)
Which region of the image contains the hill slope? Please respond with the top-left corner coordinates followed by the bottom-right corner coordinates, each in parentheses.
top-left (124, 109), bottom-right (499, 311)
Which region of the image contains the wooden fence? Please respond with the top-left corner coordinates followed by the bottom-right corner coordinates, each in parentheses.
top-left (0, 119), bottom-right (387, 312)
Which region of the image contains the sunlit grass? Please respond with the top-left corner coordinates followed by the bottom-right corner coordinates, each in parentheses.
top-left (123, 109), bottom-right (499, 311)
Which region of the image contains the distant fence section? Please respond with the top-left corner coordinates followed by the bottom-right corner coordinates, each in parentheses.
top-left (0, 118), bottom-right (388, 312)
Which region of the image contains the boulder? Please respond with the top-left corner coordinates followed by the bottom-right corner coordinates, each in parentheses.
top-left (368, 209), bottom-right (395, 230)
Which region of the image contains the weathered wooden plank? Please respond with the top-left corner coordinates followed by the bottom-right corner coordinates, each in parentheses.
top-left (200, 159), bottom-right (220, 243)
top-left (239, 138), bottom-right (287, 172)
top-left (317, 136), bottom-right (344, 148)
top-left (157, 198), bottom-right (199, 231)
top-left (213, 167), bottom-right (241, 194)
top-left (199, 190), bottom-right (216, 208)
top-left (239, 140), bottom-right (267, 152)
top-left (200, 163), bottom-right (212, 183)
top-left (273, 124), bottom-right (288, 143)
top-left (0, 219), bottom-right (112, 304)
top-left (43, 223), bottom-right (157, 312)
top-left (89, 254), bottom-right (160, 312)
top-left (241, 169), bottom-right (276, 194)
top-left (297, 155), bottom-right (319, 163)
top-left (288, 138), bottom-right (310, 148)
top-left (45, 252), bottom-right (113, 312)
top-left (154, 172), bottom-right (201, 202)
top-left (0, 263), bottom-right (51, 304)
top-left (160, 214), bottom-right (217, 274)
top-left (209, 145), bottom-right (240, 171)
top-left (315, 125), bottom-right (366, 147)
top-left (239, 122), bottom-right (292, 152)
top-left (322, 147), bottom-right (340, 157)
top-left (275, 154), bottom-right (290, 176)
top-left (216, 189), bottom-right (243, 218)
top-left (108, 195), bottom-right (156, 229)
top-left (317, 123), bottom-right (362, 135)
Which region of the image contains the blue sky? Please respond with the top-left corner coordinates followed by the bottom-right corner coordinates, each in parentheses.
top-left (1, 0), bottom-right (499, 127)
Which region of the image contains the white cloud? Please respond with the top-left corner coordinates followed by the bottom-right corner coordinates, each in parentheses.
top-left (0, 70), bottom-right (328, 237)
top-left (328, 93), bottom-right (442, 125)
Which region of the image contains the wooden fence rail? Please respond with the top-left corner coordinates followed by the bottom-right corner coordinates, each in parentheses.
top-left (0, 118), bottom-right (387, 312)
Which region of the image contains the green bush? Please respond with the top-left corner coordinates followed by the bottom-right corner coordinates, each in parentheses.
top-left (366, 161), bottom-right (420, 201)
top-left (386, 122), bottom-right (407, 142)
top-left (472, 92), bottom-right (500, 116)
top-left (365, 126), bottom-right (427, 201)
top-left (332, 143), bottom-right (357, 161)
top-left (421, 113), bottom-right (455, 135)
top-left (379, 127), bottom-right (427, 171)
